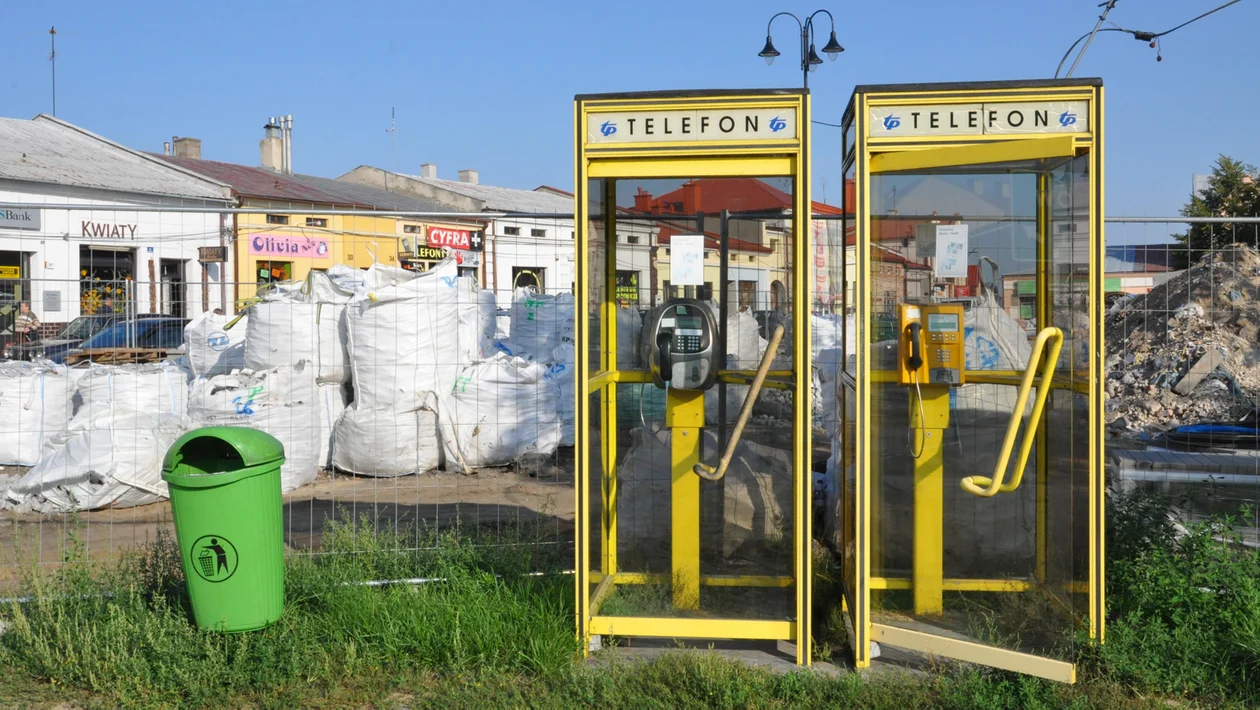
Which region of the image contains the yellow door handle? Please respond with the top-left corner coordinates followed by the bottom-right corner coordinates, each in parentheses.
top-left (961, 327), bottom-right (1064, 498)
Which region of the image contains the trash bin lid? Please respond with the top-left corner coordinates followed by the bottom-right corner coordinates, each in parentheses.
top-left (162, 426), bottom-right (285, 475)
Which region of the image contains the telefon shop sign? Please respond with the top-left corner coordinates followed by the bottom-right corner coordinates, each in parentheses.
top-left (249, 233), bottom-right (331, 259)
top-left (587, 108), bottom-right (797, 144)
top-left (868, 101), bottom-right (1089, 137)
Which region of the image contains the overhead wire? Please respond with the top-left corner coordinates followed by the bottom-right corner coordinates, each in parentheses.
top-left (1054, 0), bottom-right (1249, 77)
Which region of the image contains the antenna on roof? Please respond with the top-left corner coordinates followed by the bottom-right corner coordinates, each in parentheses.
top-left (385, 107), bottom-right (400, 191)
top-left (49, 27), bottom-right (57, 117)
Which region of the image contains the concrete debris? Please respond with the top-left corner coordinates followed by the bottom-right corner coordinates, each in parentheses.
top-left (1106, 244), bottom-right (1260, 435)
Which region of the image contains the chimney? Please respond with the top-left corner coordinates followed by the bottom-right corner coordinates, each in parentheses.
top-left (260, 119), bottom-right (283, 172)
top-left (282, 115), bottom-right (293, 175)
top-left (172, 137), bottom-right (201, 159)
top-left (419, 163), bottom-right (437, 179)
top-left (458, 169), bottom-right (479, 185)
top-left (633, 187), bottom-right (652, 213)
top-left (680, 181), bottom-right (701, 214)
top-left (163, 141), bottom-right (171, 156)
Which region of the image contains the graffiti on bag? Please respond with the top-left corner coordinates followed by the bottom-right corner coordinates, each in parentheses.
top-left (965, 326), bottom-right (1000, 370)
top-left (440, 276), bottom-right (457, 288)
top-left (453, 374), bottom-right (472, 393)
top-left (232, 385), bottom-right (265, 416)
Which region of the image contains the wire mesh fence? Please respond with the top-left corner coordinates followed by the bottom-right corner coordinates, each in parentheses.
top-left (2, 205), bottom-right (1257, 591)
top-left (1105, 217), bottom-right (1260, 546)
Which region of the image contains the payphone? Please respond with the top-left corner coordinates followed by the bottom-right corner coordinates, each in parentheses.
top-left (641, 299), bottom-right (718, 391)
top-left (897, 303), bottom-right (965, 387)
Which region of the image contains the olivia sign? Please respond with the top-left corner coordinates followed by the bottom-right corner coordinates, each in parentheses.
top-left (249, 234), bottom-right (331, 259)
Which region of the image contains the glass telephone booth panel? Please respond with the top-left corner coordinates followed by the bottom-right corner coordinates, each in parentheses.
top-left (575, 90), bottom-right (815, 664)
top-left (841, 80), bottom-right (1104, 683)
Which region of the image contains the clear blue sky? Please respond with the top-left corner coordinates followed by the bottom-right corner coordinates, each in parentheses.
top-left (2, 0), bottom-right (1257, 226)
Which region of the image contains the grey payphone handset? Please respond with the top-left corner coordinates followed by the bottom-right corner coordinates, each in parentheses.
top-left (641, 299), bottom-right (718, 391)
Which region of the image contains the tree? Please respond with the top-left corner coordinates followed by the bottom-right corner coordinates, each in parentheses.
top-left (1173, 155), bottom-right (1260, 267)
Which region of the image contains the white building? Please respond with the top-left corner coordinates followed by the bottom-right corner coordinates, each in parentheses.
top-left (0, 116), bottom-right (234, 333)
top-left (339, 165), bottom-right (657, 309)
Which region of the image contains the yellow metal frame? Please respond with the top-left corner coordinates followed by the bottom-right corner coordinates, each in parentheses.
top-left (844, 80), bottom-right (1105, 681)
top-left (574, 90), bottom-right (814, 664)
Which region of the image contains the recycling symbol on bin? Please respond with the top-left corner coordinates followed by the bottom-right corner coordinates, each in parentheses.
top-left (190, 534), bottom-right (239, 583)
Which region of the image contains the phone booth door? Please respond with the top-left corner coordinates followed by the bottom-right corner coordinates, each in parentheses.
top-left (841, 80), bottom-right (1105, 683)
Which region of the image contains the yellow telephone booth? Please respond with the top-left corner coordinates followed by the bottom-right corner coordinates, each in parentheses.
top-left (573, 89), bottom-right (818, 663)
top-left (839, 79), bottom-right (1105, 682)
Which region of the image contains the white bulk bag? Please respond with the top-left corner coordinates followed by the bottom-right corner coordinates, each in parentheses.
top-left (317, 382), bottom-right (347, 470)
top-left (2, 410), bottom-right (188, 513)
top-left (245, 301), bottom-right (349, 384)
top-left (443, 354), bottom-right (562, 469)
top-left (705, 309), bottom-right (767, 424)
top-left (332, 404), bottom-right (441, 477)
top-left (346, 260), bottom-right (468, 411)
top-left (184, 312), bottom-right (247, 378)
top-left (546, 344), bottom-right (576, 447)
top-left (509, 287), bottom-right (575, 361)
top-left (187, 363), bottom-right (321, 492)
top-left (72, 363), bottom-right (188, 424)
top-left (0, 365), bottom-right (77, 466)
top-left (615, 308), bottom-right (642, 369)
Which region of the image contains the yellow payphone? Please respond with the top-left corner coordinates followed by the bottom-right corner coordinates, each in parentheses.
top-left (897, 303), bottom-right (965, 387)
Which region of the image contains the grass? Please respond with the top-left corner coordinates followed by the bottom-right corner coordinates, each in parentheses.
top-left (0, 490), bottom-right (1257, 707)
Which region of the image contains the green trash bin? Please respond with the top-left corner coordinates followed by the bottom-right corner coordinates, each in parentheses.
top-left (161, 426), bottom-right (286, 632)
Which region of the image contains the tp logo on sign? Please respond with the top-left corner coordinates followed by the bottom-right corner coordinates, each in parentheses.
top-left (206, 332), bottom-right (230, 351)
top-left (769, 116), bottom-right (787, 132)
top-left (1058, 111), bottom-right (1077, 127)
top-left (599, 121), bottom-right (617, 136)
top-left (883, 115), bottom-right (901, 130)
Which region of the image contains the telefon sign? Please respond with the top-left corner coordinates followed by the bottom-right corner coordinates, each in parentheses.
top-left (587, 108), bottom-right (798, 144)
top-left (868, 101), bottom-right (1088, 137)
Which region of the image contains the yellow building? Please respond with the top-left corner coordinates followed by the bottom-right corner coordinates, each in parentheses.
top-left (159, 154), bottom-right (485, 307)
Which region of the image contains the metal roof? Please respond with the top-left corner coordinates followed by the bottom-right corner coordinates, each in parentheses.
top-left (156, 155), bottom-right (459, 213)
top-left (394, 174), bottom-right (574, 214)
top-left (0, 115), bottom-right (233, 202)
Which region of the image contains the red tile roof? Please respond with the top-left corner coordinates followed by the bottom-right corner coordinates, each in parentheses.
top-left (655, 222), bottom-right (773, 254)
top-left (641, 178), bottom-right (844, 215)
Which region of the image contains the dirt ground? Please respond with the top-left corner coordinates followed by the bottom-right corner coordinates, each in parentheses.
top-left (0, 462), bottom-right (575, 589)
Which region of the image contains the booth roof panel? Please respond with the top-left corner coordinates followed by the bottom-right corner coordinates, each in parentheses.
top-left (574, 88), bottom-right (807, 102)
top-left (851, 78), bottom-right (1102, 96)
top-left (0, 115), bottom-right (233, 202)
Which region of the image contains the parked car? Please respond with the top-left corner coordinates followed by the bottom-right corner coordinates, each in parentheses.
top-left (64, 317), bottom-right (189, 365)
top-left (4, 314), bottom-right (118, 363)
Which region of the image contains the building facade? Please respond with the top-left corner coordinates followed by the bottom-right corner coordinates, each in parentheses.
top-left (160, 139), bottom-right (482, 305)
top-left (0, 116), bottom-right (235, 336)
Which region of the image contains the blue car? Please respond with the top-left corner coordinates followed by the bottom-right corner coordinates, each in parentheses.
top-left (64, 317), bottom-right (189, 363)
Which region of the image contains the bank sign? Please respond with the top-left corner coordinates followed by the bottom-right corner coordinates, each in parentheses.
top-left (587, 108), bottom-right (797, 144)
top-left (868, 101), bottom-right (1089, 137)
top-left (0, 208), bottom-right (40, 230)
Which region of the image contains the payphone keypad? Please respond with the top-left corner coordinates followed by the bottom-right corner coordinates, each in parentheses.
top-left (675, 331), bottom-right (703, 353)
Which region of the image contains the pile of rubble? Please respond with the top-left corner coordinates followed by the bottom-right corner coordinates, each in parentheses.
top-left (1106, 244), bottom-right (1260, 435)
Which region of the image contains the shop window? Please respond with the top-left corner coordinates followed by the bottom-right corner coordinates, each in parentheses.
top-left (265, 214), bottom-right (289, 225)
top-left (306, 217), bottom-right (327, 227)
top-left (503, 226), bottom-right (521, 236)
top-left (531, 228), bottom-right (546, 237)
top-left (615, 270), bottom-right (640, 305)
top-left (79, 246), bottom-right (135, 315)
top-left (403, 225), bottom-right (422, 234)
top-left (513, 267), bottom-right (544, 291)
top-left (257, 260), bottom-right (292, 284)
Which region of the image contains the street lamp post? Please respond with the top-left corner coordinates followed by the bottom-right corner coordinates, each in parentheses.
top-left (758, 10), bottom-right (844, 89)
